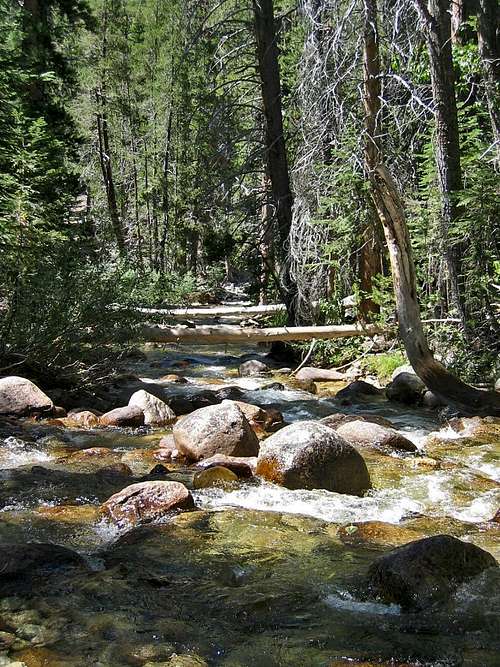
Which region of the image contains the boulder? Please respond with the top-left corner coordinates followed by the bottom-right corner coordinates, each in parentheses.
top-left (386, 371), bottom-right (426, 404)
top-left (193, 466), bottom-right (239, 489)
top-left (286, 378), bottom-right (317, 394)
top-left (423, 390), bottom-right (446, 409)
top-left (167, 391), bottom-right (218, 415)
top-left (238, 359), bottom-right (270, 377)
top-left (367, 534), bottom-right (498, 610)
top-left (195, 454), bottom-right (257, 478)
top-left (67, 410), bottom-right (100, 428)
top-left (233, 401), bottom-right (284, 433)
top-left (173, 400), bottom-right (259, 461)
top-left (335, 420), bottom-right (417, 453)
top-left (214, 386), bottom-right (246, 402)
top-left (321, 413), bottom-right (395, 430)
top-left (0, 376), bottom-right (53, 416)
top-left (100, 405), bottom-right (145, 427)
top-left (129, 390), bottom-right (176, 426)
top-left (295, 367), bottom-right (346, 382)
top-left (336, 380), bottom-right (384, 402)
top-left (99, 481), bottom-right (194, 528)
top-left (495, 378), bottom-right (500, 392)
top-left (0, 543), bottom-right (84, 578)
top-left (256, 421), bottom-right (371, 495)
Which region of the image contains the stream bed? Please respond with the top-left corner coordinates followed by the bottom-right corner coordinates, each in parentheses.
top-left (0, 343), bottom-right (499, 666)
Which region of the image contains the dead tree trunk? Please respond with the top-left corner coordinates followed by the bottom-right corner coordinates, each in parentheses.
top-left (364, 0), bottom-right (500, 415)
top-left (359, 0), bottom-right (383, 321)
top-left (477, 0), bottom-right (500, 167)
top-left (371, 165), bottom-right (500, 416)
top-left (414, 0), bottom-right (467, 328)
top-left (253, 0), bottom-right (297, 323)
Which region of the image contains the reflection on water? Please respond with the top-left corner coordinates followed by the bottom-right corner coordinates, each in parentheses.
top-left (0, 342), bottom-right (499, 666)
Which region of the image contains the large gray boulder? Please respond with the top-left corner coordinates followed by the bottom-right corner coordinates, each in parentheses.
top-left (173, 400), bottom-right (259, 461)
top-left (128, 390), bottom-right (176, 426)
top-left (367, 534), bottom-right (497, 610)
top-left (335, 419), bottom-right (417, 453)
top-left (0, 376), bottom-right (53, 416)
top-left (256, 421), bottom-right (371, 495)
top-left (99, 481), bottom-right (194, 528)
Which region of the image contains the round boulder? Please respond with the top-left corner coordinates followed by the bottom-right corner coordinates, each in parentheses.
top-left (367, 534), bottom-right (498, 610)
top-left (335, 420), bottom-right (417, 453)
top-left (128, 390), bottom-right (176, 426)
top-left (100, 405), bottom-right (145, 427)
top-left (256, 421), bottom-right (371, 495)
top-left (0, 376), bottom-right (53, 416)
top-left (173, 400), bottom-right (259, 461)
top-left (99, 481), bottom-right (194, 528)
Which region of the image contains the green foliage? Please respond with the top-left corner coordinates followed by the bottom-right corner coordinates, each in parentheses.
top-left (362, 351), bottom-right (406, 383)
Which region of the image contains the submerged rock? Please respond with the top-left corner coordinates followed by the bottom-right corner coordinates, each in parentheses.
top-left (0, 376), bottom-right (53, 416)
top-left (295, 367), bottom-right (346, 382)
top-left (100, 405), bottom-right (145, 427)
top-left (99, 481), bottom-right (194, 528)
top-left (0, 543), bottom-right (85, 578)
top-left (65, 410), bottom-right (101, 428)
top-left (193, 465), bottom-right (239, 489)
top-left (338, 521), bottom-right (422, 547)
top-left (366, 534), bottom-right (498, 610)
top-left (335, 420), bottom-right (417, 453)
top-left (128, 389), bottom-right (176, 426)
top-left (256, 421), bottom-right (371, 495)
top-left (173, 400), bottom-right (259, 461)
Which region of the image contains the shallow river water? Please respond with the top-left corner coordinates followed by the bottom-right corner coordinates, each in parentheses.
top-left (0, 343), bottom-right (499, 667)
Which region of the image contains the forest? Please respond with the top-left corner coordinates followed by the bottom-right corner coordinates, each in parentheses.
top-left (0, 0), bottom-right (499, 666)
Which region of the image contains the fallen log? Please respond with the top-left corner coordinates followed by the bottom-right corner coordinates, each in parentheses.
top-left (142, 323), bottom-right (383, 345)
top-left (136, 303), bottom-right (287, 318)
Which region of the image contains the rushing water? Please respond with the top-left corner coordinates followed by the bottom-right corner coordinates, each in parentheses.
top-left (0, 342), bottom-right (499, 666)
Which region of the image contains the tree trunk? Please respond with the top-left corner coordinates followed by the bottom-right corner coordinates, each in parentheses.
top-left (371, 165), bottom-right (500, 416)
top-left (414, 0), bottom-right (467, 328)
top-left (96, 91), bottom-right (126, 257)
top-left (252, 0), bottom-right (297, 323)
top-left (360, 0), bottom-right (383, 321)
top-left (477, 0), bottom-right (500, 167)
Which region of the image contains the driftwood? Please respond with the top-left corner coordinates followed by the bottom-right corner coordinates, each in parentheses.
top-left (142, 323), bottom-right (383, 345)
top-left (372, 164), bottom-right (500, 416)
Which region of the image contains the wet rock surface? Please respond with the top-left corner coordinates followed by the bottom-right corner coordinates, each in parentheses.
top-left (99, 480), bottom-right (195, 528)
top-left (334, 419), bottom-right (418, 453)
top-left (173, 400), bottom-right (259, 461)
top-left (366, 534), bottom-right (498, 610)
top-left (256, 421), bottom-right (371, 495)
top-left (99, 405), bottom-right (145, 427)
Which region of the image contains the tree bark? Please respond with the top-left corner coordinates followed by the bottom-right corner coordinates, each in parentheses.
top-left (360, 0), bottom-right (383, 321)
top-left (477, 0), bottom-right (500, 167)
top-left (414, 0), bottom-right (467, 328)
top-left (252, 0), bottom-right (297, 323)
top-left (371, 165), bottom-right (500, 416)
